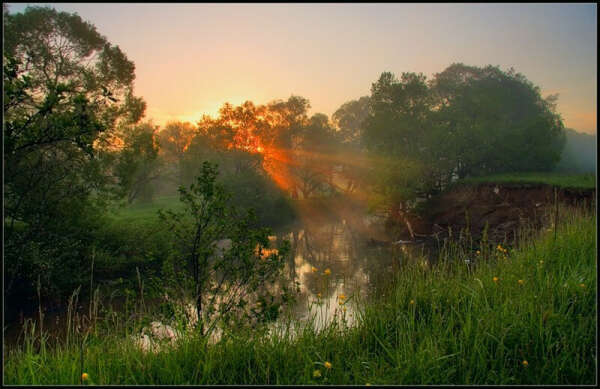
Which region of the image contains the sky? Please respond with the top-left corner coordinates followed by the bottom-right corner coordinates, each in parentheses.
top-left (6, 3), bottom-right (598, 134)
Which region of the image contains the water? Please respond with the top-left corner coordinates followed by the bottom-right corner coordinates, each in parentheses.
top-left (274, 215), bottom-right (433, 332)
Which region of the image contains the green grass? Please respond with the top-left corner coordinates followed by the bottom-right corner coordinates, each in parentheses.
top-left (4, 207), bottom-right (596, 385)
top-left (109, 195), bottom-right (183, 222)
top-left (461, 172), bottom-right (596, 189)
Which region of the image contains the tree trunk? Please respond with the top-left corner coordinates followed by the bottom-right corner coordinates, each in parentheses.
top-left (196, 291), bottom-right (203, 336)
top-left (193, 254), bottom-right (204, 335)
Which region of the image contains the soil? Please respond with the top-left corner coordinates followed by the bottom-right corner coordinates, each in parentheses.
top-left (386, 183), bottom-right (596, 243)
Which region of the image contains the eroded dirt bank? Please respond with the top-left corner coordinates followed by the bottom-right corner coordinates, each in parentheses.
top-left (386, 184), bottom-right (596, 243)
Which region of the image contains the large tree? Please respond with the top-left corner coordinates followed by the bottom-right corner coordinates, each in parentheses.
top-left (4, 6), bottom-right (145, 299)
top-left (429, 63), bottom-right (566, 178)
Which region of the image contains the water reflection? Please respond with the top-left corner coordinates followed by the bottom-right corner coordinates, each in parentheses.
top-left (274, 214), bottom-right (433, 332)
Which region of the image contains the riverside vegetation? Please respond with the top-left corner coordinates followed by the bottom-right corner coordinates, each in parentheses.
top-left (4, 203), bottom-right (596, 385)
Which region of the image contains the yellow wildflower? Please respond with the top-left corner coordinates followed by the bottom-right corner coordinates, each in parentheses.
top-left (476, 250), bottom-right (480, 255)
top-left (311, 266), bottom-right (318, 273)
top-left (324, 361), bottom-right (332, 369)
top-left (580, 283), bottom-right (586, 288)
top-left (338, 294), bottom-right (346, 300)
top-left (518, 279), bottom-right (524, 285)
top-left (409, 299), bottom-right (415, 305)
top-left (324, 269), bottom-right (331, 276)
top-left (313, 369), bottom-right (321, 378)
top-left (539, 260), bottom-right (544, 265)
top-left (317, 292), bottom-right (322, 298)
top-left (493, 277), bottom-right (499, 283)
top-left (82, 373), bottom-right (89, 381)
top-left (522, 360), bottom-right (529, 367)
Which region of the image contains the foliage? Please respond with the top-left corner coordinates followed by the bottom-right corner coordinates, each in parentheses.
top-left (156, 121), bottom-right (197, 186)
top-left (429, 63), bottom-right (566, 178)
top-left (113, 121), bottom-right (162, 203)
top-left (159, 162), bottom-right (293, 336)
top-left (332, 95), bottom-right (371, 147)
top-left (3, 6), bottom-right (145, 303)
top-left (361, 71), bottom-right (437, 215)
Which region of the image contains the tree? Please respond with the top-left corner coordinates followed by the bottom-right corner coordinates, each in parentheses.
top-left (290, 113), bottom-right (338, 198)
top-left (159, 162), bottom-right (292, 335)
top-left (196, 96), bottom-right (312, 199)
top-left (261, 96), bottom-right (311, 198)
top-left (332, 96), bottom-right (371, 147)
top-left (364, 71), bottom-right (433, 160)
top-left (113, 121), bottom-right (162, 203)
top-left (156, 121), bottom-right (196, 186)
top-left (4, 6), bottom-right (145, 301)
top-left (189, 103), bottom-right (296, 227)
top-left (332, 96), bottom-right (371, 195)
top-left (429, 63), bottom-right (566, 178)
top-left (361, 71), bottom-right (437, 232)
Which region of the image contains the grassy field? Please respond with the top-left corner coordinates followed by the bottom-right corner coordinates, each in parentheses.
top-left (108, 195), bottom-right (183, 222)
top-left (460, 172), bottom-right (596, 189)
top-left (4, 205), bottom-right (596, 385)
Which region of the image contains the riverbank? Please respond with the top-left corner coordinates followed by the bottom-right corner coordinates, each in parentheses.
top-left (4, 204), bottom-right (595, 385)
top-left (386, 173), bottom-right (596, 242)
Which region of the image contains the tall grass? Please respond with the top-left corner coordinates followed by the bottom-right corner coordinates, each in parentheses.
top-left (4, 206), bottom-right (596, 385)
